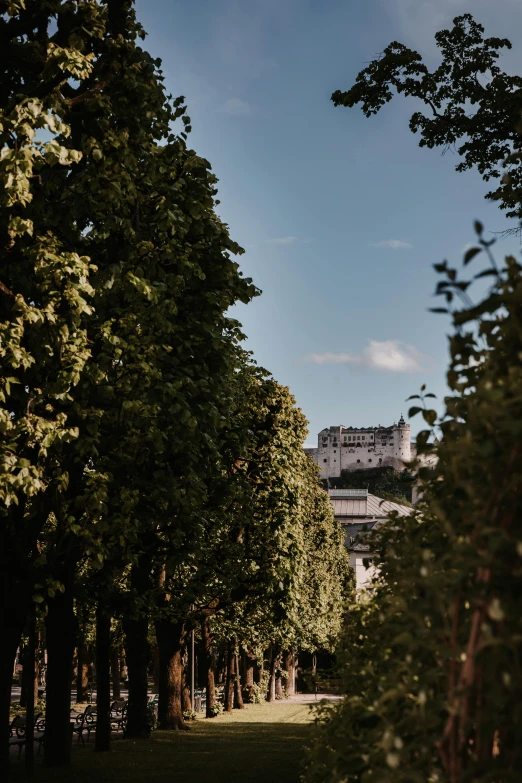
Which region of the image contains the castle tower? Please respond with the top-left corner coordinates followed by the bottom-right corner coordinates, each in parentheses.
top-left (304, 415), bottom-right (412, 478)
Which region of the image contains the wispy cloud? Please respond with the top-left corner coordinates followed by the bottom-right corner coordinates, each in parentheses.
top-left (370, 239), bottom-right (413, 249)
top-left (219, 97), bottom-right (253, 116)
top-left (268, 236), bottom-right (312, 245)
top-left (305, 340), bottom-right (431, 373)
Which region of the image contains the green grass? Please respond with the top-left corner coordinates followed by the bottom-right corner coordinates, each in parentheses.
top-left (10, 701), bottom-right (315, 783)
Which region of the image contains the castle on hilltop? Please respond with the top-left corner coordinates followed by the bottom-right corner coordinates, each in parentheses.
top-left (304, 415), bottom-right (413, 478)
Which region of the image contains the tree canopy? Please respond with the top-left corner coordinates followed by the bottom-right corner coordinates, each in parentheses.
top-left (332, 13), bottom-right (522, 224)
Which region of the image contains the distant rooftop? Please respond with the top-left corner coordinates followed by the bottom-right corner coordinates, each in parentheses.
top-left (327, 489), bottom-right (412, 518)
top-left (328, 489), bottom-right (368, 498)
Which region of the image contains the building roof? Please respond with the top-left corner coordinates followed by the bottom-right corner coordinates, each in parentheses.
top-left (366, 494), bottom-right (412, 518)
top-left (328, 490), bottom-right (412, 519)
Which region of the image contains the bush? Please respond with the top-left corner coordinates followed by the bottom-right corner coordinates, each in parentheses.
top-left (209, 702), bottom-right (224, 717)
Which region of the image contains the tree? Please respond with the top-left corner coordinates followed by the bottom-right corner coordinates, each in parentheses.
top-left (330, 466), bottom-right (414, 505)
top-left (332, 14), bottom-right (522, 226)
top-left (305, 222), bottom-right (522, 782)
top-left (0, 6), bottom-right (96, 772)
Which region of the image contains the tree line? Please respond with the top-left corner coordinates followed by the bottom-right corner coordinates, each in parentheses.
top-left (0, 1), bottom-right (351, 777)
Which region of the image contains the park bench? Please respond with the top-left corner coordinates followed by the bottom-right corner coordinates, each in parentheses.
top-left (109, 700), bottom-right (127, 733)
top-left (8, 716), bottom-right (26, 758)
top-left (314, 679), bottom-right (341, 695)
top-left (73, 704), bottom-right (97, 745)
top-left (9, 714), bottom-right (45, 758)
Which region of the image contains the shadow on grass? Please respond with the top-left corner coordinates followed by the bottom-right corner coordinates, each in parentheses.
top-left (9, 721), bottom-right (312, 783)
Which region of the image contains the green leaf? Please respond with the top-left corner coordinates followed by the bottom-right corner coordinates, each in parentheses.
top-left (463, 246), bottom-right (481, 265)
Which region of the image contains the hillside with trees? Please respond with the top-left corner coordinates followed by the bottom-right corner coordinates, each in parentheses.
top-left (327, 466), bottom-right (414, 504)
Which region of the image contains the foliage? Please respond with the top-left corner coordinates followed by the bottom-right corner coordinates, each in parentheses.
top-left (332, 14), bottom-right (522, 224)
top-left (147, 702), bottom-right (159, 731)
top-left (250, 673), bottom-right (270, 704)
top-left (209, 702), bottom-right (224, 716)
top-left (329, 466), bottom-right (414, 505)
top-left (182, 710), bottom-right (197, 721)
top-left (304, 222), bottom-right (522, 782)
top-left (9, 699), bottom-right (46, 720)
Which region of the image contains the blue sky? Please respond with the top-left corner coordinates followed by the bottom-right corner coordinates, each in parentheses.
top-left (135, 0), bottom-right (522, 445)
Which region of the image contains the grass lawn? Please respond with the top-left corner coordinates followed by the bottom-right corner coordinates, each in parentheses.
top-left (10, 701), bottom-right (316, 783)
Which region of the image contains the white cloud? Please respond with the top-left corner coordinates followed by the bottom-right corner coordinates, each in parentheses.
top-left (219, 97), bottom-right (253, 116)
top-left (268, 236), bottom-right (312, 245)
top-left (370, 239), bottom-right (413, 249)
top-left (305, 340), bottom-right (431, 373)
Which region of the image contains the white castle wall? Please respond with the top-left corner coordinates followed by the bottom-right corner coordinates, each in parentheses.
top-left (304, 416), bottom-right (411, 478)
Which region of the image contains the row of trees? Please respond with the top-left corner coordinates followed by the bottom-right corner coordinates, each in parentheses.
top-left (0, 1), bottom-right (351, 778)
top-left (305, 14), bottom-right (522, 783)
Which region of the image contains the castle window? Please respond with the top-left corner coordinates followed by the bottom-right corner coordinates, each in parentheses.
top-left (333, 450), bottom-right (336, 453)
top-left (323, 459), bottom-right (327, 463)
top-left (357, 459), bottom-right (361, 463)
top-left (369, 459), bottom-right (372, 463)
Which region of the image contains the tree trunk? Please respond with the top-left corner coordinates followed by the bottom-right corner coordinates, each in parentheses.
top-left (224, 641), bottom-right (235, 712)
top-left (182, 659), bottom-right (192, 712)
top-left (254, 657), bottom-right (264, 684)
top-left (1, 618), bottom-right (27, 781)
top-left (283, 649), bottom-right (296, 696)
top-left (20, 638), bottom-right (38, 708)
top-left (275, 672), bottom-right (284, 699)
top-left (123, 558), bottom-right (151, 739)
top-left (19, 643), bottom-right (28, 708)
top-left (202, 620), bottom-right (216, 718)
top-left (243, 649), bottom-right (255, 687)
top-left (110, 646), bottom-right (121, 699)
top-left (24, 610), bottom-right (37, 779)
top-left (95, 602), bottom-right (111, 752)
top-left (241, 649), bottom-right (256, 703)
top-left (76, 630), bottom-right (89, 703)
top-left (119, 649), bottom-right (127, 683)
top-left (233, 652), bottom-right (245, 709)
top-left (152, 644), bottom-right (160, 693)
top-left (44, 575), bottom-right (77, 766)
top-left (267, 645), bottom-right (280, 703)
top-left (216, 646), bottom-right (227, 685)
top-left (155, 619), bottom-right (188, 730)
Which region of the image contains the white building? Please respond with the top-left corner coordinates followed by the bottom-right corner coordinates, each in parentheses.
top-left (304, 415), bottom-right (411, 478)
top-left (328, 488), bottom-right (412, 589)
